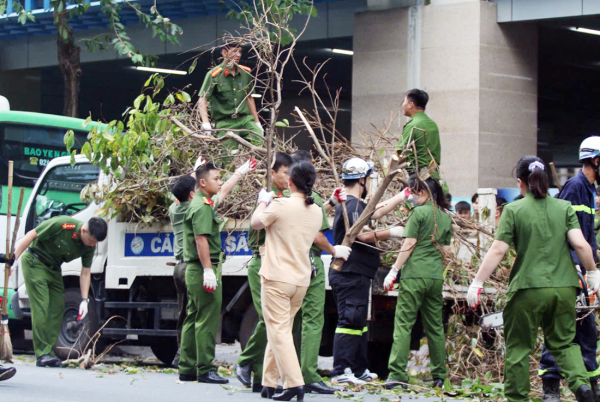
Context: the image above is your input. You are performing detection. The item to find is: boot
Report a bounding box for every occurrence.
[542,377,562,402]
[591,379,600,402]
[576,385,594,402]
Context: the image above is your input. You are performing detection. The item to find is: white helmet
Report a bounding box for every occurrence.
[579,136,600,162]
[341,157,374,179]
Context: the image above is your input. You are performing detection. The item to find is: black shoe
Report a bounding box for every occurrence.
[273,386,305,401]
[591,379,600,402]
[197,370,229,384]
[235,364,252,387]
[36,354,61,368]
[577,385,595,402]
[0,365,16,381]
[171,350,180,368]
[179,373,197,382]
[305,381,337,394]
[432,378,444,389]
[542,377,562,402]
[384,378,408,390]
[261,387,276,399]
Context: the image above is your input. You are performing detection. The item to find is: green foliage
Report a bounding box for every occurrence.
[1,0,182,66]
[226,0,316,46]
[69,74,196,221]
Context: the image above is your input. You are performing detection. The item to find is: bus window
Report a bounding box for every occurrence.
[0,123,90,214]
[27,163,99,230]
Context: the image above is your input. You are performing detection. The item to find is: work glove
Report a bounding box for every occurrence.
[399,187,410,201]
[78,300,89,321]
[383,267,399,291]
[586,269,600,294]
[203,268,217,293]
[258,189,274,206]
[467,279,484,308]
[235,159,258,176]
[333,245,352,261]
[388,227,405,238]
[0,253,14,266]
[329,187,347,206]
[201,122,212,132]
[194,155,206,171]
[256,122,264,136]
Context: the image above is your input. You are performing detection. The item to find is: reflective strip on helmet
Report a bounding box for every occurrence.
[572,205,594,215]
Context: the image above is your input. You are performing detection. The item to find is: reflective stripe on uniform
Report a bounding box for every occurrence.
[335,326,368,336]
[538,369,551,376]
[572,205,595,215]
[589,367,600,378]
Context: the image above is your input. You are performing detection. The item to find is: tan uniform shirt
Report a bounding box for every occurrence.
[258,192,323,287]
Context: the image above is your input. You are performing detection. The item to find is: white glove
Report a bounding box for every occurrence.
[399,188,410,201]
[388,227,405,238]
[201,122,212,132]
[467,279,484,308]
[329,187,347,206]
[78,300,89,321]
[383,267,399,291]
[586,269,600,294]
[194,155,206,171]
[235,159,257,176]
[256,122,264,136]
[258,189,274,205]
[203,268,217,293]
[333,245,352,261]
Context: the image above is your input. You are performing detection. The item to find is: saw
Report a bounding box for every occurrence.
[479,272,597,330]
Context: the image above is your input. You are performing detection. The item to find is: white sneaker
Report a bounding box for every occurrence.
[331,368,367,386]
[356,369,379,382]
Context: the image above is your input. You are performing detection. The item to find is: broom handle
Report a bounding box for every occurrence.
[9,188,25,258]
[2,162,13,315]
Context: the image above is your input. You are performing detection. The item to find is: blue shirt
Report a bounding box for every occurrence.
[558,170,598,270]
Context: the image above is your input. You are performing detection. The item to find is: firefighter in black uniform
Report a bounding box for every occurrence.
[539,136,600,402]
[329,158,406,385]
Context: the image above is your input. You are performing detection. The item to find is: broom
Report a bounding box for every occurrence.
[0,162,25,361]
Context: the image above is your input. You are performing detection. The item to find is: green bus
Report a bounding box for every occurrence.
[0,110,95,252]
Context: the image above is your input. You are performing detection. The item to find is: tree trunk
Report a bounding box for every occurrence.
[57,13,81,117]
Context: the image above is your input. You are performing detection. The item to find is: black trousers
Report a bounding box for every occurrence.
[329,270,371,377]
[173,261,188,345]
[539,309,599,380]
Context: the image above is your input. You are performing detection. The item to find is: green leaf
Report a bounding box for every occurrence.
[275,121,287,127]
[144,73,157,87]
[443,379,453,392]
[282,118,289,126]
[188,58,198,74]
[133,94,145,109]
[64,130,75,151]
[176,91,191,103]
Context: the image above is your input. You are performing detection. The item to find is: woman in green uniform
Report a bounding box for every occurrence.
[467,155,600,402]
[383,176,453,389]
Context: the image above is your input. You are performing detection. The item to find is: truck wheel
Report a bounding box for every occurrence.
[150,339,178,366]
[54,288,101,361]
[239,304,258,350]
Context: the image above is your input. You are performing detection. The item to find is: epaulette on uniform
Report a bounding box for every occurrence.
[239,65,251,72]
[210,67,223,78]
[203,197,215,207]
[62,223,76,230]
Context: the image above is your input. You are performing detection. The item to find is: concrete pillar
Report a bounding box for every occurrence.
[352,1,538,197]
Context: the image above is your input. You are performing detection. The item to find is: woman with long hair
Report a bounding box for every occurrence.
[467,155,600,402]
[383,176,453,390]
[250,161,325,401]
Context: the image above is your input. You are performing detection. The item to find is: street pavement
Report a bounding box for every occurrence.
[1,344,446,402]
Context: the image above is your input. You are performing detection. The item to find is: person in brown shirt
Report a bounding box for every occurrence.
[250,161,324,401]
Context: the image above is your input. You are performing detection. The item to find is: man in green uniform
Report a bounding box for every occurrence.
[13,216,107,367]
[235,152,293,392]
[383,177,452,389]
[0,254,16,381]
[467,155,600,402]
[168,174,197,368]
[396,89,441,176]
[179,157,255,383]
[197,42,263,150]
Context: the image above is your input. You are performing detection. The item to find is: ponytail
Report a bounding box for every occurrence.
[516,156,548,199]
[289,161,317,206]
[408,176,450,210]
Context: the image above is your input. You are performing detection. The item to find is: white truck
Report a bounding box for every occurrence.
[5,154,481,374]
